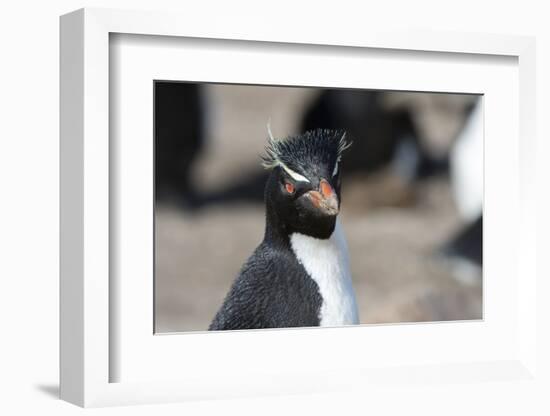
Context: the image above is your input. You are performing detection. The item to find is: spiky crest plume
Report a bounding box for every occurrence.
[261,129,351,178]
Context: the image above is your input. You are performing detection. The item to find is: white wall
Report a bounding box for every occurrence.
[1,1,548,415]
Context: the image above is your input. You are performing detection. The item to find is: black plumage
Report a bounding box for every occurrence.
[209,243,323,330]
[209,129,349,330]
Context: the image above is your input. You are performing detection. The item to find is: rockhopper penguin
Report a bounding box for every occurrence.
[209,129,359,330]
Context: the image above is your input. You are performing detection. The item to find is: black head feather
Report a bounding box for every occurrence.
[261,129,351,180]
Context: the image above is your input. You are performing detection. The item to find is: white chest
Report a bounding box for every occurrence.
[290,220,359,326]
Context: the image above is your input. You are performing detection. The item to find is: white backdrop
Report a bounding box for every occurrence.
[1,1,549,415]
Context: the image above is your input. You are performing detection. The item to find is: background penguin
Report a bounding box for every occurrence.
[209,129,359,330]
[440,99,483,283]
[154,81,204,208]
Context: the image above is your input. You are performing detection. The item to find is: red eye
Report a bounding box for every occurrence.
[285,182,295,194]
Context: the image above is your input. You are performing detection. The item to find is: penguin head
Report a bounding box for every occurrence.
[262,129,351,240]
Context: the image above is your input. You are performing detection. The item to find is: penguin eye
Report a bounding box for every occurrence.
[284,182,295,194]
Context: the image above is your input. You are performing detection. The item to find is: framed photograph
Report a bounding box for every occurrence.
[60,8,537,407]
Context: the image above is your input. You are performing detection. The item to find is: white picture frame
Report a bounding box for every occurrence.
[60,7,537,408]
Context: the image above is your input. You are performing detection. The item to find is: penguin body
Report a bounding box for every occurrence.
[209,129,359,331]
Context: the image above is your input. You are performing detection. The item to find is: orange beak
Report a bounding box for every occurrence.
[305,179,339,216]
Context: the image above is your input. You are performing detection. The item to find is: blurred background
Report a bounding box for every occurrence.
[154,82,483,333]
